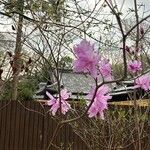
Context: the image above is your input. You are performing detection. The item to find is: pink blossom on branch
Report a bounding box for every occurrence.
[127,60,141,73]
[73,39,100,78]
[86,85,112,119]
[46,89,71,116]
[134,74,150,91]
[99,58,112,79]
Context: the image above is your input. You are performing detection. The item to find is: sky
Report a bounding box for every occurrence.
[0,0,150,55]
[0,0,150,31]
[117,0,150,17]
[0,0,150,74]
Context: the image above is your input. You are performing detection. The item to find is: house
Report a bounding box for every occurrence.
[34,69,144,101]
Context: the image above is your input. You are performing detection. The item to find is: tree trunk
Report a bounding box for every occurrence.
[11,0,24,100]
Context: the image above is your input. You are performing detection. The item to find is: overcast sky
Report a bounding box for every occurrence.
[0,0,150,32]
[117,0,150,16]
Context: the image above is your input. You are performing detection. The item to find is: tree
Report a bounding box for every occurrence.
[0,0,66,100]
[11,0,24,100]
[0,0,150,149]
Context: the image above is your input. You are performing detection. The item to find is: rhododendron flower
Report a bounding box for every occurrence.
[127,60,141,73]
[46,89,71,115]
[73,39,100,78]
[135,74,150,91]
[99,58,111,79]
[86,85,112,119]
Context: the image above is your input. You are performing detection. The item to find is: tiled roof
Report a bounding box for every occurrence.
[60,72,95,94]
[35,70,116,99]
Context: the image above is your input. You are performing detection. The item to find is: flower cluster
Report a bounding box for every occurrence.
[46,89,71,116]
[86,85,112,119]
[46,39,112,119]
[127,60,141,74]
[126,40,150,91]
[46,39,149,119]
[135,74,150,91]
[73,40,112,79]
[73,40,100,78]
[73,39,112,119]
[99,58,112,79]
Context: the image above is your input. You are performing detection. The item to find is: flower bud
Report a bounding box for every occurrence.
[140,26,144,35]
[7,51,12,57]
[136,47,139,52]
[21,64,25,72]
[0,68,3,74]
[9,60,13,66]
[125,46,130,52]
[27,57,32,64]
[25,67,29,72]
[0,68,3,79]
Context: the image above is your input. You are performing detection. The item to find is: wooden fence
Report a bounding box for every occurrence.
[0,101,89,150]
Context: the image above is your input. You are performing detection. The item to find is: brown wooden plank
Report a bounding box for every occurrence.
[55,120,59,149]
[60,123,65,149]
[4,101,11,150]
[18,101,26,150]
[41,104,47,150]
[65,124,69,150]
[0,101,2,148]
[26,101,35,150]
[72,128,76,150]
[22,101,30,150]
[45,114,50,150]
[0,101,7,150]
[36,103,44,150]
[39,110,45,150]
[32,102,39,150]
[12,101,21,150]
[31,101,42,150]
[10,101,18,150]
[28,101,37,150]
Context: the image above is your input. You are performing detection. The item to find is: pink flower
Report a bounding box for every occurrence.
[86,85,112,119]
[99,58,111,79]
[46,89,71,116]
[73,40,100,78]
[127,60,141,73]
[135,74,150,91]
[60,89,70,100]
